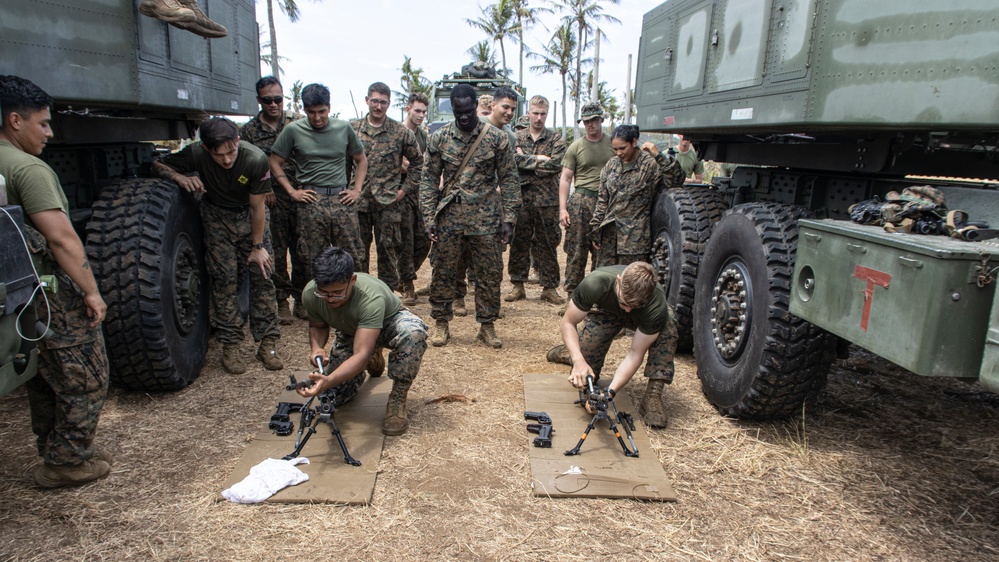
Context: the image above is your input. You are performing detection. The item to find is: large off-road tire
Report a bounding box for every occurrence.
[692,203,833,419]
[650,187,728,352]
[86,179,209,391]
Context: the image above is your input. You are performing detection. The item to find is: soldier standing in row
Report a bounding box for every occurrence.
[152,117,283,374]
[675,134,705,183]
[420,84,520,349]
[240,76,306,324]
[399,93,431,305]
[0,75,111,487]
[269,84,367,278]
[506,95,566,305]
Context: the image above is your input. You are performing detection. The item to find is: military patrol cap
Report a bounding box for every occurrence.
[578,102,606,123]
[515,115,530,129]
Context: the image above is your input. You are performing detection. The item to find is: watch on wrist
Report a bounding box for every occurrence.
[252,242,265,250]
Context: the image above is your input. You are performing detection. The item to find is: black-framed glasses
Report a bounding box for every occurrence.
[259,96,283,105]
[368,99,390,107]
[314,286,349,301]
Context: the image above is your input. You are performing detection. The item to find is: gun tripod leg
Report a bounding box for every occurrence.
[283,424,318,460]
[329,419,362,466]
[564,420,597,456]
[607,418,639,458]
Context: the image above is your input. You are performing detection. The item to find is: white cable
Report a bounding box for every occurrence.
[0,205,52,342]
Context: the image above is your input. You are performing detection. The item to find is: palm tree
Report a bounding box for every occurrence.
[557,0,621,133]
[528,23,579,139]
[467,40,498,67]
[584,72,620,128]
[265,0,325,79]
[510,0,553,88]
[465,0,521,79]
[394,55,433,110]
[288,80,304,117]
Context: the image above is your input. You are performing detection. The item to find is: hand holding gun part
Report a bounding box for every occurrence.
[565,375,639,457]
[282,354,361,466]
[526,422,554,448]
[286,375,315,391]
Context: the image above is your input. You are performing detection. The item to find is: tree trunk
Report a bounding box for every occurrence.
[268,0,279,78]
[561,72,568,140]
[573,20,584,139]
[517,26,525,88]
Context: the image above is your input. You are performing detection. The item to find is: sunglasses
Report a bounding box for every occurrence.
[259,96,283,106]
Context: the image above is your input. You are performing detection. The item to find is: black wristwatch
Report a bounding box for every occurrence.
[252,242,265,250]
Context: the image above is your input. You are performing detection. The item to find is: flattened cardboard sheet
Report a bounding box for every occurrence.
[221,377,390,504]
[524,373,677,501]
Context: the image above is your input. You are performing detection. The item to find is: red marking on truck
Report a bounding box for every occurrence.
[663,116,675,125]
[853,266,891,332]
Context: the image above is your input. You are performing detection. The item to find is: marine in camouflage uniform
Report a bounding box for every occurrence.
[240,93,308,319]
[590,149,663,267]
[351,110,424,292]
[1,74,110,486]
[399,119,430,297]
[420,87,520,348]
[509,102,566,301]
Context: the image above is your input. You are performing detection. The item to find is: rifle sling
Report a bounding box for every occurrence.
[440,123,491,202]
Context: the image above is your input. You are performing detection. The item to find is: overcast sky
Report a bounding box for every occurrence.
[255,0,651,128]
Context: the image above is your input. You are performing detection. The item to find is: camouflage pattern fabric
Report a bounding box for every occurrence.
[200,202,280,344]
[563,192,597,291]
[239,113,298,176]
[358,202,403,290]
[324,309,428,390]
[296,194,365,277]
[28,323,109,466]
[398,196,430,283]
[656,152,687,190]
[429,228,502,322]
[592,222,647,267]
[510,126,566,287]
[576,308,678,383]
[590,151,662,260]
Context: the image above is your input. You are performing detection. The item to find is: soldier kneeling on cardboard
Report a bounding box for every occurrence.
[296,247,428,435]
[547,262,678,427]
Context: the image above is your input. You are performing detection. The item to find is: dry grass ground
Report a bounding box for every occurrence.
[2,257,999,561]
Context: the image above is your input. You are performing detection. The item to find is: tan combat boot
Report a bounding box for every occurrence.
[34,458,111,488]
[453,297,467,317]
[546,344,571,366]
[431,320,450,347]
[293,299,309,320]
[540,287,565,305]
[172,0,228,38]
[256,336,283,370]
[638,379,669,428]
[383,380,412,436]
[401,281,418,306]
[222,344,247,374]
[504,282,526,302]
[367,347,385,377]
[476,322,502,348]
[139,0,195,23]
[416,284,430,296]
[278,299,294,325]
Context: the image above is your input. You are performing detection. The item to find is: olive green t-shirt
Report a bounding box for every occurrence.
[271,118,364,188]
[0,140,69,218]
[563,133,615,191]
[302,274,402,336]
[159,140,271,207]
[675,147,704,178]
[571,266,670,334]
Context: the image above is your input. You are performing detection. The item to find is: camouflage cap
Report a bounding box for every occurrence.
[577,102,605,123]
[515,115,530,129]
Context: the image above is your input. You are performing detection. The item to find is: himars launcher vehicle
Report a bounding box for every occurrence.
[636,0,999,418]
[0,0,260,395]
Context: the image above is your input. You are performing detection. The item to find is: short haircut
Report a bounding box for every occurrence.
[407,92,429,107]
[199,117,240,150]
[477,94,493,112]
[619,262,658,307]
[451,84,476,106]
[313,246,355,286]
[611,124,640,144]
[301,83,330,108]
[529,95,549,109]
[255,75,282,95]
[367,82,391,98]
[0,75,54,127]
[493,86,518,104]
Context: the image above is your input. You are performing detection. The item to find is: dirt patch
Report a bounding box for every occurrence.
[2,263,998,561]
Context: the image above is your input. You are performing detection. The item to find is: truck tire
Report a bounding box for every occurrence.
[86,178,209,391]
[692,203,833,419]
[650,187,727,352]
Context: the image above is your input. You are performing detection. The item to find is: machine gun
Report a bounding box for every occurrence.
[281,356,361,466]
[564,375,639,458]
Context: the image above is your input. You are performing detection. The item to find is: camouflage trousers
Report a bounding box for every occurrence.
[564,192,597,291]
[270,190,308,303]
[28,334,109,466]
[577,308,678,383]
[398,196,431,283]
[593,225,648,268]
[296,194,364,275]
[327,309,428,392]
[509,204,561,288]
[358,199,403,291]
[429,224,502,323]
[201,202,280,344]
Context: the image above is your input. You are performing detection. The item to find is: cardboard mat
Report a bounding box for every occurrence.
[523,373,677,501]
[220,377,390,504]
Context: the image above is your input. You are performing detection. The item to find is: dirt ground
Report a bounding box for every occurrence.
[2,261,999,562]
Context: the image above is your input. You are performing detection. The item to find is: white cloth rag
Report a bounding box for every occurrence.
[222,457,310,504]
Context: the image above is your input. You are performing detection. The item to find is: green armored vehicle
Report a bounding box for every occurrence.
[0,0,260,394]
[428,63,525,133]
[637,0,999,418]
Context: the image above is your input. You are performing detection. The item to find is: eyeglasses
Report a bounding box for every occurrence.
[368,99,390,107]
[314,286,350,301]
[259,96,283,106]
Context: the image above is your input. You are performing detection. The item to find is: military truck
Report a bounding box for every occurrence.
[0,0,260,394]
[428,63,526,133]
[636,0,999,418]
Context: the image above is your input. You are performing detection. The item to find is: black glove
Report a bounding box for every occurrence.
[425,225,438,242]
[501,222,515,245]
